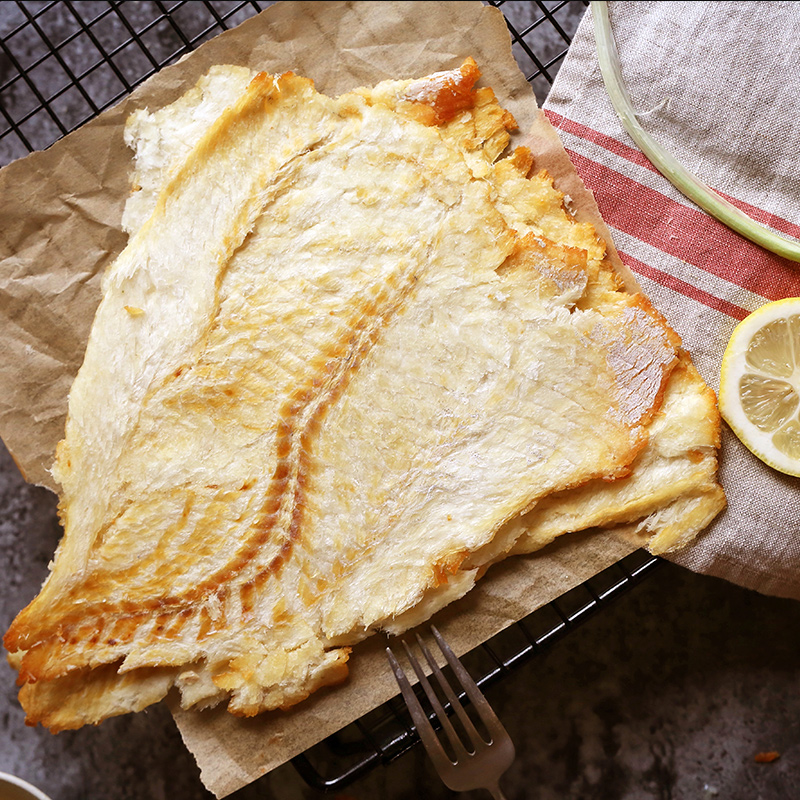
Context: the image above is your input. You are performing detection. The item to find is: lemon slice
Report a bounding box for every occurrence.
[719,298,800,476]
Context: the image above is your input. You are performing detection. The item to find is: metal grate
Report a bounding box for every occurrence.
[0,1,661,793]
[489,0,588,101]
[0,1,588,166]
[291,549,660,791]
[0,1,272,165]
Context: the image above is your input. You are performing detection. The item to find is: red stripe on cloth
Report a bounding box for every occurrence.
[618,250,750,321]
[544,109,800,240]
[564,149,800,301]
[545,109,655,171]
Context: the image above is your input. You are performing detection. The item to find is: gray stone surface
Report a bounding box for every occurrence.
[1,2,799,799]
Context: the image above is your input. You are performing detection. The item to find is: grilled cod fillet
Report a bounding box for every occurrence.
[4,61,724,731]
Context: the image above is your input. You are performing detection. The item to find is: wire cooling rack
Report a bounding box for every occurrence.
[292,549,659,791]
[0,0,589,165]
[0,1,664,793]
[0,0,269,164]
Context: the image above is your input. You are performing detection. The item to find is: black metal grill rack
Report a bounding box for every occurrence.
[0,1,664,793]
[0,0,590,165]
[291,548,659,791]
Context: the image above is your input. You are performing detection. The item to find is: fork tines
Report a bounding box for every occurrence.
[386,626,515,798]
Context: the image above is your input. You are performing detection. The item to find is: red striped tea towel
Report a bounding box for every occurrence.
[544,1,800,599]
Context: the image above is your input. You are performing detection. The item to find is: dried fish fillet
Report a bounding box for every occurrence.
[4,61,723,731]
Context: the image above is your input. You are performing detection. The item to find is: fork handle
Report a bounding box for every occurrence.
[487,781,509,800]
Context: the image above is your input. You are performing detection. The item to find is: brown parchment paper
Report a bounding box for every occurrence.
[0,1,651,796]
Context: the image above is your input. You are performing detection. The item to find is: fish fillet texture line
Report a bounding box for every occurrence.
[4,60,724,732]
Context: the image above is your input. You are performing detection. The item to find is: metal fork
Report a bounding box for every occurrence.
[386,626,516,799]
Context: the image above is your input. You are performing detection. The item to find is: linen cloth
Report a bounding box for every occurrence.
[544,1,800,599]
